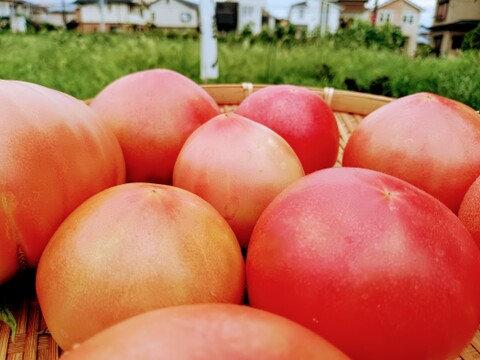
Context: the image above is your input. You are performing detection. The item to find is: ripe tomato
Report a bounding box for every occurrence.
[173,113,304,248]
[59,304,349,359]
[90,69,220,184]
[0,80,125,285]
[36,183,245,350]
[246,167,480,360]
[236,85,339,173]
[343,92,480,213]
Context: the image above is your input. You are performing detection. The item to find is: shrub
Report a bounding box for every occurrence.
[328,20,405,51]
[461,23,480,51]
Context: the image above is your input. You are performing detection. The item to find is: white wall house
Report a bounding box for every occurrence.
[146,0,198,29]
[0,0,30,32]
[289,0,341,34]
[75,0,147,31]
[216,0,267,34]
[43,3,77,27]
[0,0,12,18]
[45,9,77,27]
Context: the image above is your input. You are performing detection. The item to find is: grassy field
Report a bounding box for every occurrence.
[0,31,479,110]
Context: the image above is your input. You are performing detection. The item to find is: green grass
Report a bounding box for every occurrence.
[0,31,479,110]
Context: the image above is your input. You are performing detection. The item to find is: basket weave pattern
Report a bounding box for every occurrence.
[0,84,479,359]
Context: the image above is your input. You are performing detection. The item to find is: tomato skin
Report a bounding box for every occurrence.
[459,175,480,247]
[173,113,304,248]
[59,303,350,360]
[235,85,339,173]
[36,183,245,351]
[0,80,125,285]
[90,69,220,184]
[246,167,480,360]
[342,92,480,213]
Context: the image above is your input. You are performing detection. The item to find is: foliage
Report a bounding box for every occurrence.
[461,23,480,51]
[0,32,478,110]
[327,20,406,51]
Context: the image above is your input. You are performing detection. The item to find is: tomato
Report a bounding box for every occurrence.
[36,183,245,350]
[342,92,480,213]
[59,303,350,359]
[459,175,480,247]
[90,69,220,184]
[235,85,339,173]
[0,80,125,285]
[173,113,304,248]
[246,167,480,360]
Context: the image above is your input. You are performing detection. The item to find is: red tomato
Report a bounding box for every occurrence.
[0,80,125,285]
[342,92,480,213]
[246,167,480,360]
[59,304,350,360]
[235,85,339,173]
[173,113,305,248]
[459,175,480,246]
[36,183,245,350]
[90,69,220,184]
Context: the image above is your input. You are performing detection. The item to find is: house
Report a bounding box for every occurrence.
[215,0,267,34]
[0,0,12,19]
[45,4,77,28]
[373,0,423,56]
[74,0,147,32]
[430,0,480,56]
[146,0,198,29]
[288,0,341,34]
[27,3,49,24]
[0,0,32,31]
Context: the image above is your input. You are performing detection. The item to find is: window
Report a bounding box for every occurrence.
[241,5,254,17]
[180,12,192,23]
[299,7,304,19]
[378,11,392,24]
[436,2,448,21]
[402,13,414,24]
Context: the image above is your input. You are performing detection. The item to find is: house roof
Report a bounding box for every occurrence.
[48,3,77,13]
[291,1,307,7]
[147,0,197,9]
[74,0,139,5]
[430,19,480,32]
[176,0,197,9]
[377,0,423,12]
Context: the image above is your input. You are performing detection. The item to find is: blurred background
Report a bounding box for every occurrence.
[0,0,478,108]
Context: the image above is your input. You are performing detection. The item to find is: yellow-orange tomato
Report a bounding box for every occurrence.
[60,304,350,360]
[36,183,245,351]
[0,80,125,285]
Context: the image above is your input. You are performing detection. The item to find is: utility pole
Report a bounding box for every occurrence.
[99,0,106,32]
[318,0,328,36]
[61,0,67,27]
[199,0,219,81]
[372,0,378,25]
[9,0,15,32]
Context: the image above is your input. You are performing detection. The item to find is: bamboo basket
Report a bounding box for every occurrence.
[0,84,479,360]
